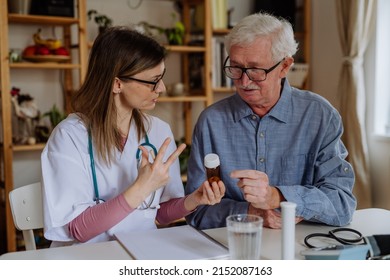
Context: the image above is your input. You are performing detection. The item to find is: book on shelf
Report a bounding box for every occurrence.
[211,0,228,29]
[189,52,205,90]
[212,36,232,89]
[211,37,221,88]
[115,225,229,260]
[192,1,205,31]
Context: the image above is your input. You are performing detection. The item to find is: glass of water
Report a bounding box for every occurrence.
[226,214,263,260]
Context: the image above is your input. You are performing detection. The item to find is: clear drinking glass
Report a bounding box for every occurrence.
[226,214,263,260]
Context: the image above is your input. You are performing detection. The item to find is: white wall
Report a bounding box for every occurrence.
[365,1,390,209]
[310,1,390,210]
[310,0,342,108]
[10,1,390,210]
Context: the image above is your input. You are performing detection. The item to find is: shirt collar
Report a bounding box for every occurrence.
[231,79,292,124]
[231,94,255,122]
[267,79,292,124]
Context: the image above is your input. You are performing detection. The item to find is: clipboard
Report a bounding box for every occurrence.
[115,225,229,260]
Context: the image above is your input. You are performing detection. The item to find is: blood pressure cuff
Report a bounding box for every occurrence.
[364,235,390,259]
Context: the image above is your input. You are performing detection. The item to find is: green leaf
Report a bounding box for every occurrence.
[43,104,66,129]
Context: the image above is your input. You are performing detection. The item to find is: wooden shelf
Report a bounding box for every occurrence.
[10,62,81,69]
[153,0,212,144]
[87,43,207,52]
[165,45,206,52]
[1,0,88,253]
[12,144,46,152]
[8,14,79,25]
[213,87,236,93]
[213,28,230,35]
[158,95,208,102]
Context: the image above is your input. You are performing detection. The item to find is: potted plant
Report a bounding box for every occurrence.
[87,9,113,33]
[42,104,67,131]
[34,104,66,143]
[175,137,191,174]
[165,20,185,45]
[137,13,185,45]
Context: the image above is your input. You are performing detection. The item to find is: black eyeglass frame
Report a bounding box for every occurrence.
[223,56,285,82]
[118,68,166,91]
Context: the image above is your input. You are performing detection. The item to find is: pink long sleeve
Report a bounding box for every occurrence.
[69,194,194,243]
[68,194,134,242]
[156,195,194,225]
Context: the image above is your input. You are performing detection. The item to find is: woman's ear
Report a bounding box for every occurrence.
[279,57,294,78]
[113,78,122,94]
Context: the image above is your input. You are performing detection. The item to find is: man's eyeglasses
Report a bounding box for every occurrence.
[223,56,284,82]
[119,69,166,91]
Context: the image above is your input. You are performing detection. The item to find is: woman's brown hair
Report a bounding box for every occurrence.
[71,26,166,164]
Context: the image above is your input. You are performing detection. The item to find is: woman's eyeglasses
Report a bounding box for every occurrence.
[119,69,166,91]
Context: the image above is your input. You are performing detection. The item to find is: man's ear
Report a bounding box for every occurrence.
[279,57,294,78]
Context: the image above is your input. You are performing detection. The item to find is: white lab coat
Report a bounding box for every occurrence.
[41,113,184,246]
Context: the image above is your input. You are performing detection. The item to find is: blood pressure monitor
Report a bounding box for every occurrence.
[301,244,370,260]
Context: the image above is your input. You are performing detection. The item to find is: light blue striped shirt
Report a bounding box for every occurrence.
[185,80,356,229]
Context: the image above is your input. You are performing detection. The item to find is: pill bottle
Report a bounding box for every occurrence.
[204,153,221,183]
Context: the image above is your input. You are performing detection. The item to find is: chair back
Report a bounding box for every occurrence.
[9,182,44,250]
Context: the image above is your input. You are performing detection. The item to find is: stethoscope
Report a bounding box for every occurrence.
[304,228,365,248]
[88,130,159,209]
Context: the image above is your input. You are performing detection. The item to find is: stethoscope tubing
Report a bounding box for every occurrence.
[88,130,158,208]
[304,228,364,248]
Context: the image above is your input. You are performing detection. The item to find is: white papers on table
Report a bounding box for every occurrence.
[115,225,229,260]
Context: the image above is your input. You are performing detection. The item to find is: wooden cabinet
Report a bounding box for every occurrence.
[0,0,87,252]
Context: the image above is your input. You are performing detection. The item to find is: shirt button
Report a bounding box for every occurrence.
[260,132,265,138]
[251,115,257,120]
[259,158,265,163]
[344,167,349,172]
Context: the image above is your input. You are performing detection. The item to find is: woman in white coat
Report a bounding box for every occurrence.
[41,27,225,246]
